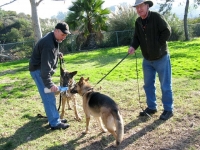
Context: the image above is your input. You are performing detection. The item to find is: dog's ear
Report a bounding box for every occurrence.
[85,77,89,81]
[78,77,84,85]
[80,77,84,82]
[60,67,65,76]
[71,71,77,77]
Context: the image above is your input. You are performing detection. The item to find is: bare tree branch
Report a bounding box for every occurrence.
[52,0,65,3]
[36,0,43,7]
[0,0,17,8]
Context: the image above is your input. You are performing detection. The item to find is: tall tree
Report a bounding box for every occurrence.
[0,0,43,42]
[158,0,200,41]
[65,0,110,49]
[30,0,43,42]
[1,0,65,43]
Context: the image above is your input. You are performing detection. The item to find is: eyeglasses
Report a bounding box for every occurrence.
[135,3,147,9]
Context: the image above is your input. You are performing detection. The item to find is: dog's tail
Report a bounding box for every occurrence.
[112,109,124,146]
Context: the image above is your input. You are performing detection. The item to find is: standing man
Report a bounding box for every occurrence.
[128,0,174,120]
[29,22,71,129]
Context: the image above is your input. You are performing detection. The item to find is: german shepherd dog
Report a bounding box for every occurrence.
[71,77,124,146]
[59,67,81,121]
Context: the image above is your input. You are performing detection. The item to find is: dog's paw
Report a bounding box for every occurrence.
[101,128,107,133]
[112,144,117,147]
[82,130,89,134]
[74,117,82,122]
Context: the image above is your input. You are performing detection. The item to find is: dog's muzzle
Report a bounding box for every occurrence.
[70,89,77,94]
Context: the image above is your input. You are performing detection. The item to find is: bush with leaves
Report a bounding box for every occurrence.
[164,13,184,41]
[65,0,110,50]
[107,4,138,46]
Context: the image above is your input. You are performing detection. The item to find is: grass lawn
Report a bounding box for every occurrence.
[0,38,200,150]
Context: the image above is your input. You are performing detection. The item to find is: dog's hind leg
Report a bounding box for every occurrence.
[102,114,119,147]
[96,117,107,133]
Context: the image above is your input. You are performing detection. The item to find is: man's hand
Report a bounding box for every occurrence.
[128,47,135,55]
[50,85,59,92]
[58,52,63,59]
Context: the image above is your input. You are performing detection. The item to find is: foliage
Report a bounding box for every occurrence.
[0,10,33,43]
[158,0,200,40]
[158,0,200,14]
[65,0,110,49]
[188,17,200,37]
[108,4,137,31]
[164,13,184,41]
[107,4,138,47]
[40,18,60,36]
[66,0,110,33]
[0,5,200,59]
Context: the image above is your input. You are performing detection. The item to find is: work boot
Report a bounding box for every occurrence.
[159,111,173,120]
[139,107,157,116]
[50,122,70,130]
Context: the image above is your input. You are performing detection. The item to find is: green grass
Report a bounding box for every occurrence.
[0,38,200,150]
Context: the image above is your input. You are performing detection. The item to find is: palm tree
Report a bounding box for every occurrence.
[65,0,110,49]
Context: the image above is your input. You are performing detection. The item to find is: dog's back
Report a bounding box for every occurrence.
[88,92,117,110]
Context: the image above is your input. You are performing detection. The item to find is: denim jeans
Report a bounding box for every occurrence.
[30,70,61,127]
[142,54,174,111]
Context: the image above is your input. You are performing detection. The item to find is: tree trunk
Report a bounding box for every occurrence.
[184,0,190,41]
[30,0,42,43]
[87,33,97,49]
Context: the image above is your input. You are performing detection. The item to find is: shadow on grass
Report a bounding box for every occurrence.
[63,49,143,68]
[164,128,200,150]
[45,117,164,150]
[0,66,28,76]
[103,118,165,150]
[0,115,51,150]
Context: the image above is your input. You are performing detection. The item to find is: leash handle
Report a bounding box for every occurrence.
[94,53,129,87]
[59,57,64,70]
[134,52,151,118]
[58,57,64,111]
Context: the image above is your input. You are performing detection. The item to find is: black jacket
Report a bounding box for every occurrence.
[29,32,59,88]
[131,11,171,60]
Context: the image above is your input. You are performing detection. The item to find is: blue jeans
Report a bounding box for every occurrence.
[30,70,61,127]
[142,54,174,111]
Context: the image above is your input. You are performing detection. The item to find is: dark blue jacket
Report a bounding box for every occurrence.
[29,32,59,88]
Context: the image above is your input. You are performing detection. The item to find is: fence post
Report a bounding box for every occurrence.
[115,31,119,46]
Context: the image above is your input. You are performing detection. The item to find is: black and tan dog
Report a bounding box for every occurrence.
[59,68,81,121]
[71,77,124,147]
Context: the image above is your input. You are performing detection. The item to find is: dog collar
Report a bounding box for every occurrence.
[82,88,93,96]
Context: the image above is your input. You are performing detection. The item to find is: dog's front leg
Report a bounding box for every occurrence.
[84,115,90,134]
[83,104,90,134]
[72,97,81,121]
[60,96,67,119]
